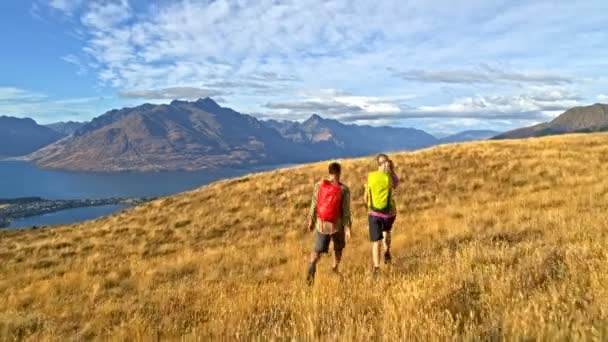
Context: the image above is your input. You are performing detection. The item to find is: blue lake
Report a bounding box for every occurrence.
[8,204,129,228]
[0,161,289,228]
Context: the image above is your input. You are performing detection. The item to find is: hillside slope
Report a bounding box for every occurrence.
[495,103,608,139]
[2,133,608,339]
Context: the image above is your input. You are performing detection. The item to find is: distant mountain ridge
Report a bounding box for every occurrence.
[0,116,64,158]
[45,121,87,136]
[439,130,501,144]
[494,103,608,139]
[264,114,438,158]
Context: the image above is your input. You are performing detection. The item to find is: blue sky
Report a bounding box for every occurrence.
[0,0,607,134]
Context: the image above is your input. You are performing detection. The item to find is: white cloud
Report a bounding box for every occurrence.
[0,87,47,101]
[61,54,87,75]
[263,92,418,121]
[297,89,351,99]
[48,0,84,15]
[0,87,128,124]
[395,64,572,85]
[278,87,420,113]
[597,94,608,102]
[35,0,608,132]
[415,93,575,120]
[337,96,406,114]
[119,87,224,100]
[264,87,580,126]
[72,1,603,93]
[81,0,131,30]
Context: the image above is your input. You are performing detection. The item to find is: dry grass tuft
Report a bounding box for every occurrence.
[1,133,608,340]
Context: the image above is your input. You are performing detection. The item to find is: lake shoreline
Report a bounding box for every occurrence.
[0,161,293,228]
[0,197,150,228]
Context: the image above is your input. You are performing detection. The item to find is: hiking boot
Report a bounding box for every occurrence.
[331,265,344,278]
[372,266,380,279]
[306,263,316,286]
[384,251,392,264]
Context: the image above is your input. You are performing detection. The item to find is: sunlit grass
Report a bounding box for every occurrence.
[1,133,608,339]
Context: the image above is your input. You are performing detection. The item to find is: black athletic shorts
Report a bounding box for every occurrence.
[368,215,396,241]
[314,230,346,254]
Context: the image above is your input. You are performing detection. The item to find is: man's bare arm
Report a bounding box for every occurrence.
[342,187,352,240]
[307,183,319,231]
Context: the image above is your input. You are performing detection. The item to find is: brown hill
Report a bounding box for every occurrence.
[1,133,607,339]
[494,103,608,139]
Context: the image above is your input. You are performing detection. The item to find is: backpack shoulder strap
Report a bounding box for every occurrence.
[367,172,374,209]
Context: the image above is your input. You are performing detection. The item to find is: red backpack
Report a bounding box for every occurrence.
[316,180,342,223]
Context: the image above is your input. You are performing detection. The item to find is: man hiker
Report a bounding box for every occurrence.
[364,154,399,277]
[306,162,352,285]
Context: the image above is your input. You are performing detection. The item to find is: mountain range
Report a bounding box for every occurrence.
[438,130,500,144]
[4,99,607,171]
[0,116,64,158]
[495,103,608,139]
[24,98,448,171]
[263,114,438,158]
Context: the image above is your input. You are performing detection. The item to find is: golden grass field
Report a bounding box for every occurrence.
[1,133,608,340]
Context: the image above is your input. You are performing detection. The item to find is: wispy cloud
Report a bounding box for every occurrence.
[0,87,47,101]
[34,0,608,133]
[119,87,224,100]
[48,0,84,15]
[394,64,572,85]
[262,90,416,122]
[264,88,579,127]
[264,101,363,116]
[0,87,127,124]
[61,54,87,75]
[412,92,577,120]
[81,0,131,30]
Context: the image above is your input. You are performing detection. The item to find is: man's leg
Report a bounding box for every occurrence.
[308,232,329,285]
[310,251,321,266]
[331,230,346,272]
[369,215,383,276]
[383,216,396,264]
[308,251,321,284]
[383,231,392,263]
[332,250,342,272]
[372,241,382,268]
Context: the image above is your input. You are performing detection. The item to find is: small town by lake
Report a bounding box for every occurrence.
[0,161,290,228]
